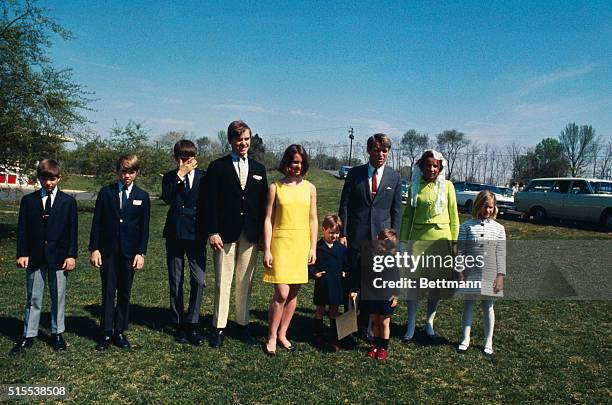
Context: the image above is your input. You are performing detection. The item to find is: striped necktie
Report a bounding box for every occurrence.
[238,157,247,190]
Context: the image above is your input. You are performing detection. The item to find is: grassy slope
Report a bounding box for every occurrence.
[0,169,610,403]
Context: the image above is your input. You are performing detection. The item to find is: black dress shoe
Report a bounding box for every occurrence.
[240,326,258,346]
[113,332,131,349]
[209,328,225,348]
[9,337,34,356]
[95,335,112,351]
[186,326,204,346]
[52,333,67,351]
[174,325,188,344]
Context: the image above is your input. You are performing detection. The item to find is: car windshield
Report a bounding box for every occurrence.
[589,181,612,195]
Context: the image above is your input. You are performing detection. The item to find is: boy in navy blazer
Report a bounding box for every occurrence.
[11,159,78,355]
[161,140,206,345]
[89,154,150,351]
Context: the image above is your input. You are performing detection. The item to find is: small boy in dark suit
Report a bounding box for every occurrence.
[309,214,348,352]
[11,159,78,355]
[89,154,150,351]
[161,140,206,345]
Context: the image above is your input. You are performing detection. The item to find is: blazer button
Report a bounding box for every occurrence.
[120,219,123,223]
[44,241,48,244]
[240,212,244,216]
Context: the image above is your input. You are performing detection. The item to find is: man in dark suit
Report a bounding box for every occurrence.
[199,120,268,348]
[161,140,206,345]
[338,133,402,337]
[89,154,150,351]
[11,159,78,355]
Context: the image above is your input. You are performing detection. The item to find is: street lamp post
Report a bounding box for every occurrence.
[348,127,354,166]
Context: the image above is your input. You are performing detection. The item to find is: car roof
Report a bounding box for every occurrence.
[529,177,610,182]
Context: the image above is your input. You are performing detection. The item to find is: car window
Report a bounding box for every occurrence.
[454,182,465,191]
[525,180,555,192]
[570,180,590,195]
[589,181,612,195]
[551,180,571,194]
[465,183,483,191]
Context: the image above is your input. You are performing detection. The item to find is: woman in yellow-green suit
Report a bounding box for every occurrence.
[400,150,459,341]
[262,145,318,355]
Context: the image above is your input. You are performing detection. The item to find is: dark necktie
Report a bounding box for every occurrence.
[43,192,51,221]
[121,188,128,211]
[184,175,190,193]
[371,168,378,199]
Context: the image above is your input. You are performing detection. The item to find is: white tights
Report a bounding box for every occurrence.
[460,300,495,352]
[404,298,439,339]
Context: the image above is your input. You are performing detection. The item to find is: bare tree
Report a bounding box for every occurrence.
[401,129,429,169]
[559,123,597,176]
[436,130,468,180]
[599,137,612,179]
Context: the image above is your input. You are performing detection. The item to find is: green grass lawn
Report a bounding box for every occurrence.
[0,169,610,403]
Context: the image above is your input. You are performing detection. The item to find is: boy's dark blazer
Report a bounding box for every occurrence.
[199,154,268,244]
[16,189,78,270]
[161,168,205,240]
[89,183,150,258]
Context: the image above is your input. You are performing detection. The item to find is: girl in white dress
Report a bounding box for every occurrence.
[455,190,506,357]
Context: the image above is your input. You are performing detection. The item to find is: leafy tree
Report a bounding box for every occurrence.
[250,133,266,163]
[156,130,189,151]
[516,138,569,180]
[559,122,596,176]
[217,130,230,154]
[0,0,92,173]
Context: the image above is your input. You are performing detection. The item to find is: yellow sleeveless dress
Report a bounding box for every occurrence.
[263,180,312,284]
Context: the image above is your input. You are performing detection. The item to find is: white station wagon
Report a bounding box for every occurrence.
[515,177,612,231]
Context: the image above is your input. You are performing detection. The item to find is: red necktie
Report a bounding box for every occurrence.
[371,168,378,199]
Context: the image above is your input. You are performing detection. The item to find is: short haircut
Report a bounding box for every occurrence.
[366,133,392,151]
[116,154,140,173]
[37,159,61,178]
[227,120,251,142]
[473,190,498,219]
[173,139,197,159]
[277,144,310,176]
[322,214,342,231]
[377,228,398,242]
[417,150,443,172]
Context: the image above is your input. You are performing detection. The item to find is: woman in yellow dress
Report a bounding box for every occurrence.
[263,144,318,354]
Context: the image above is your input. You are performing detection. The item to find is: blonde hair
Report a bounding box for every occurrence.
[472,190,498,219]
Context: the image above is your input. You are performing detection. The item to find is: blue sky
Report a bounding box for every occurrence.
[44,0,611,147]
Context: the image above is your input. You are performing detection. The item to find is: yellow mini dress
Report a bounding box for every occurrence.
[263,180,311,284]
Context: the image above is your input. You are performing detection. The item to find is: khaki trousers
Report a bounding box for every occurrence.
[212,232,258,328]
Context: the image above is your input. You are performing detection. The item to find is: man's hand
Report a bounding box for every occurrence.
[90,250,102,268]
[132,254,145,271]
[16,257,29,268]
[339,236,347,246]
[177,157,198,178]
[208,234,224,251]
[493,274,504,293]
[315,271,326,279]
[62,258,76,271]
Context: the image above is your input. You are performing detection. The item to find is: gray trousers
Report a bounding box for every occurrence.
[166,238,206,325]
[23,267,67,337]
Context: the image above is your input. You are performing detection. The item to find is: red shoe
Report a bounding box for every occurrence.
[376,348,388,360]
[366,346,378,358]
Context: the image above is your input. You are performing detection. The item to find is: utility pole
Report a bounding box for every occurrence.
[348,127,354,166]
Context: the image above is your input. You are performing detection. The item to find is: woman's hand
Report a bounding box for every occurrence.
[308,249,316,265]
[389,295,398,308]
[493,274,504,293]
[263,250,273,269]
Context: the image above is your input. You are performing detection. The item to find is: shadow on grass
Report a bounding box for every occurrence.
[0,313,100,346]
[0,223,17,240]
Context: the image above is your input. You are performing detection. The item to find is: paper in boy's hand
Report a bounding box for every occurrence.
[336,297,357,340]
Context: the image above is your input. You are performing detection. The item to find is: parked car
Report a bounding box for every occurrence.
[401,179,408,203]
[453,181,515,214]
[338,166,352,179]
[515,177,612,230]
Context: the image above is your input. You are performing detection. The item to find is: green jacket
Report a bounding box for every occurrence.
[400,179,459,240]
